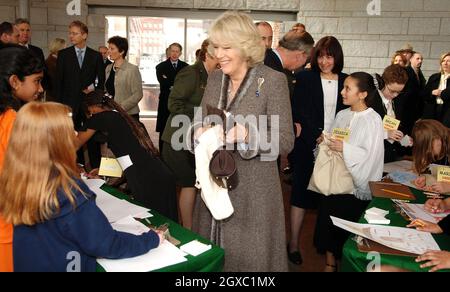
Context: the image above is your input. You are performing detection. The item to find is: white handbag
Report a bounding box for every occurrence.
[308,136,354,196]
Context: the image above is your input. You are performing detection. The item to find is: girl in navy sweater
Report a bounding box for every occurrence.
[0,102,164,272]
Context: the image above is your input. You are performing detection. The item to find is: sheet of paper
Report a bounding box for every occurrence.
[331,216,440,255]
[383,160,413,174]
[89,186,150,223]
[180,240,212,257]
[112,216,150,236]
[97,240,188,272]
[83,178,106,190]
[366,207,389,217]
[395,202,450,224]
[386,171,418,189]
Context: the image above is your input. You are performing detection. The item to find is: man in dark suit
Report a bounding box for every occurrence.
[56,21,105,169]
[398,52,426,135]
[156,43,188,153]
[264,31,314,96]
[264,30,315,175]
[98,45,112,70]
[15,19,45,65]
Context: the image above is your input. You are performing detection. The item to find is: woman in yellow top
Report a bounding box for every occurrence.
[0,46,44,272]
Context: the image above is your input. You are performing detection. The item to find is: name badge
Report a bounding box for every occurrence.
[117,155,133,171]
[383,115,401,131]
[332,128,350,142]
[99,158,123,178]
[437,166,450,183]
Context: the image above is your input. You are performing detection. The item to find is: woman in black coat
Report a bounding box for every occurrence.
[423,52,450,127]
[288,36,348,267]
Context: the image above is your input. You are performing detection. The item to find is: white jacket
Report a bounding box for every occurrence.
[194,126,234,220]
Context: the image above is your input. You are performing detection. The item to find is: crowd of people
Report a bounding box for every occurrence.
[0,11,449,272]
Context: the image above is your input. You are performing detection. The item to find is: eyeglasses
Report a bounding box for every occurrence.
[385,84,404,96]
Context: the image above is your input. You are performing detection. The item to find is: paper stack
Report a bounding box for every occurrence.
[180,240,212,257]
[364,207,390,225]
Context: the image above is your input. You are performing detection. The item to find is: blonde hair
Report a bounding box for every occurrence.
[0,102,83,226]
[440,52,450,74]
[208,11,265,68]
[48,38,66,55]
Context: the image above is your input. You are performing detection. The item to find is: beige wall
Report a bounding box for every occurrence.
[3,0,450,77]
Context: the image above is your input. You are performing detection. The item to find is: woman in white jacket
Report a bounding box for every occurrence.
[314,72,385,272]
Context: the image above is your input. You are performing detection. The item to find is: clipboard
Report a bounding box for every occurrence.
[357,238,417,257]
[369,181,416,200]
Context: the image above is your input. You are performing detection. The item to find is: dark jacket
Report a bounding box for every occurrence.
[397,66,426,134]
[264,49,296,98]
[423,73,450,127]
[13,179,160,272]
[45,54,58,102]
[372,90,406,163]
[161,61,209,144]
[28,44,45,65]
[264,49,283,73]
[155,59,188,132]
[293,70,348,148]
[439,215,450,236]
[56,46,105,128]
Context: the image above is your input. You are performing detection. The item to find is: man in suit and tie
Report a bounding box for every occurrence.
[15,19,45,66]
[56,20,105,169]
[156,43,188,153]
[15,19,48,91]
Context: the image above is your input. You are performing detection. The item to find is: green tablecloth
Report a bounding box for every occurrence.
[97,185,225,272]
[341,187,450,272]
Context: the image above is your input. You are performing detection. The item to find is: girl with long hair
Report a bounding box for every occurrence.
[77,90,178,221]
[314,72,384,271]
[0,46,44,272]
[0,102,164,272]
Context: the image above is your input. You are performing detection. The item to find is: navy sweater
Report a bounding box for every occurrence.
[13,180,160,272]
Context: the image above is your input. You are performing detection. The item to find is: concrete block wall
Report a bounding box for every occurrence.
[297,0,450,78]
[1,0,450,78]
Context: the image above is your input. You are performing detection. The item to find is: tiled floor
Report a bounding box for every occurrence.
[142,117,326,272]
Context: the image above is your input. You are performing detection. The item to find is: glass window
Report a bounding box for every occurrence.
[105,16,282,117]
[128,17,185,85]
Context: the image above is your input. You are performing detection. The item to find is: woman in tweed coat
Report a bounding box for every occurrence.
[192,11,295,272]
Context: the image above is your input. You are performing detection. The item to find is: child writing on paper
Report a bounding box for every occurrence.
[76,90,178,221]
[407,120,450,272]
[0,102,165,272]
[411,119,450,193]
[408,197,450,272]
[0,46,45,272]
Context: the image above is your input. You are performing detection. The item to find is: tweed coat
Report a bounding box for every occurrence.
[192,63,294,272]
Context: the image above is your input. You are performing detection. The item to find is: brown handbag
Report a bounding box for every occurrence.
[209,147,239,191]
[207,104,239,191]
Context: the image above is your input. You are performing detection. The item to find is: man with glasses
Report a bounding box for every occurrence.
[56,21,105,169]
